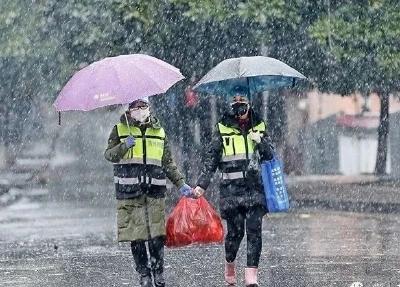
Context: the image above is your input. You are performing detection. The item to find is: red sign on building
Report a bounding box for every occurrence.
[184,86,198,108]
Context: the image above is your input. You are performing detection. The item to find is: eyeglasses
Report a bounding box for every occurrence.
[232,95,248,102]
[129,104,149,111]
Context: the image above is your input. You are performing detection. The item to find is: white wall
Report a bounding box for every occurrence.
[339,136,361,175]
[339,135,391,175]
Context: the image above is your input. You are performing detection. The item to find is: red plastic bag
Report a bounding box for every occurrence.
[166,197,224,247]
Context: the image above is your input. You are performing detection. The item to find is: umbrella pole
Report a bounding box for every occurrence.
[246,78,255,132]
[124,112,133,135]
[124,112,133,157]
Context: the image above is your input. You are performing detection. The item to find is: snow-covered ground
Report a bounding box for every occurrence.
[1,195,399,287]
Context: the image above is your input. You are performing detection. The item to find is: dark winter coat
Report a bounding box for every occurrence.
[105,113,184,242]
[196,111,273,218]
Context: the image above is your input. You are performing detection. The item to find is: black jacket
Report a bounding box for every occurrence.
[196,110,273,216]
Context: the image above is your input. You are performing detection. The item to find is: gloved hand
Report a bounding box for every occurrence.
[249,131,263,144]
[193,186,205,198]
[179,184,192,197]
[125,135,136,148]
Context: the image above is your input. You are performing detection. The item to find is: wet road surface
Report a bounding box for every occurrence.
[0,198,399,287]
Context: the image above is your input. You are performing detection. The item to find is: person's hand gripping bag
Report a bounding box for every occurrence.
[166,197,224,247]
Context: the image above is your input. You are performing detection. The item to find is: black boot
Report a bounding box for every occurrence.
[148,237,166,287]
[131,241,154,287]
[139,271,153,287]
[153,268,165,287]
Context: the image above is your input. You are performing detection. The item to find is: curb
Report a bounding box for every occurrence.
[292,198,400,214]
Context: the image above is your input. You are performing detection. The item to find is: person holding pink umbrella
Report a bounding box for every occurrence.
[54,54,192,287]
[104,97,192,287]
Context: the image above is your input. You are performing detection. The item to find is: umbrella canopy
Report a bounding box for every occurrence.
[54,54,184,111]
[193,56,306,97]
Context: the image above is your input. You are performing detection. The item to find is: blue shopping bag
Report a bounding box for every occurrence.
[261,156,289,212]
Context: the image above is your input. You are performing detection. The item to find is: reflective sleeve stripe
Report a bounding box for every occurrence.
[150,178,167,186]
[114,177,140,185]
[221,153,253,162]
[115,158,143,165]
[222,171,245,180]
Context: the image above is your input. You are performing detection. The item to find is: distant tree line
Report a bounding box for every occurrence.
[0,0,399,174]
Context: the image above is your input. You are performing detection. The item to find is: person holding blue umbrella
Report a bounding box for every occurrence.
[193,87,274,287]
[192,56,306,286]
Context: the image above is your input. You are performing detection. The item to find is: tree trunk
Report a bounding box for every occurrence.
[3,104,16,167]
[267,90,287,153]
[375,92,389,175]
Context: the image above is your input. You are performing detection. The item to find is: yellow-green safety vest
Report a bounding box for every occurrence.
[218,121,266,180]
[113,123,167,191]
[116,123,165,166]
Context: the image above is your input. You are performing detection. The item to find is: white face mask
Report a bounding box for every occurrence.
[130,107,150,123]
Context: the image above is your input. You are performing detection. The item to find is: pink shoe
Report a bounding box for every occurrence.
[224,261,236,285]
[245,267,258,287]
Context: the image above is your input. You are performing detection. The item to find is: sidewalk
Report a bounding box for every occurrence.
[0,140,79,206]
[288,175,400,213]
[2,154,400,214]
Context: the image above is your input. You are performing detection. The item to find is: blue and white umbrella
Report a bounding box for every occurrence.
[193,56,306,97]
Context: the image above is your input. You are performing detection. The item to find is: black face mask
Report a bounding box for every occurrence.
[231,102,249,117]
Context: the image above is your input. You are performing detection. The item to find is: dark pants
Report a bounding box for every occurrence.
[225,205,264,267]
[131,236,165,275]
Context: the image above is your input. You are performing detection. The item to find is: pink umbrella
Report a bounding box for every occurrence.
[54,54,184,111]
